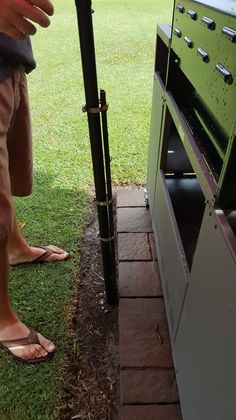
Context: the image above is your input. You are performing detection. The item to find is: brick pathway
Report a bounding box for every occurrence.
[117,188,182,420]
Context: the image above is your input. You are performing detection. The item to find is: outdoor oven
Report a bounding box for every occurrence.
[147,1,236,418]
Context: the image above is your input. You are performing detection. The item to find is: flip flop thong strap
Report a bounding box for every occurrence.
[31,247,54,263]
[0,329,39,349]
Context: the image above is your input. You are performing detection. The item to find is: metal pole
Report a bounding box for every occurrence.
[100,89,117,298]
[75,0,118,305]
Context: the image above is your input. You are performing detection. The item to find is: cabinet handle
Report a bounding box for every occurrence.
[215,63,233,84]
[201,16,215,30]
[222,26,236,43]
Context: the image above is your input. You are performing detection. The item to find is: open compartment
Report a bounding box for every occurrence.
[160,108,206,269]
[165,53,236,240]
[166,177,205,269]
[166,51,227,182]
[152,105,207,339]
[147,24,171,213]
[154,24,171,86]
[147,74,165,213]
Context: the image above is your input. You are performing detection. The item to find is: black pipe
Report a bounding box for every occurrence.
[75,0,118,305]
[100,91,112,202]
[100,89,117,297]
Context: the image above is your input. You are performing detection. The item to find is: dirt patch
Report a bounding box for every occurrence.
[60,197,120,420]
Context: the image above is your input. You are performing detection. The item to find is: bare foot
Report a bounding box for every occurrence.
[0,320,55,362]
[9,245,69,266]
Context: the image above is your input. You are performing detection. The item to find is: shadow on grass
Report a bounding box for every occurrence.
[0,170,92,420]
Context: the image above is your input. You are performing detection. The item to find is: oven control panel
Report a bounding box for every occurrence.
[172,0,236,136]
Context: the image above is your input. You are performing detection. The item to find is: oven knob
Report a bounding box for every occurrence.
[187,9,197,20]
[176,4,185,13]
[201,16,215,30]
[184,36,193,48]
[197,47,209,63]
[222,26,236,43]
[216,64,233,84]
[174,28,182,38]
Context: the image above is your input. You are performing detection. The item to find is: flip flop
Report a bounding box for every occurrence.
[0,329,55,364]
[10,246,69,267]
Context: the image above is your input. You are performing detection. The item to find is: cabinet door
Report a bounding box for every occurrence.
[174,208,236,420]
[153,170,190,342]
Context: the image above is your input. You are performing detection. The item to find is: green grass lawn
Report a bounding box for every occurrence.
[0,0,173,418]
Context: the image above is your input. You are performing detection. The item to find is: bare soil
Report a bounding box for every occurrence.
[59,197,120,420]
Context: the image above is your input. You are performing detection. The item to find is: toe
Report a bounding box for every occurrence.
[48,245,65,254]
[37,333,56,353]
[30,344,42,358]
[46,246,69,262]
[10,344,46,361]
[29,346,41,359]
[31,344,48,359]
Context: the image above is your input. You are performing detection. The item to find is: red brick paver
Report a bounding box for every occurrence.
[117,188,146,208]
[122,405,182,420]
[117,188,182,420]
[119,298,173,368]
[120,369,179,404]
[117,207,152,233]
[118,233,151,261]
[119,261,163,297]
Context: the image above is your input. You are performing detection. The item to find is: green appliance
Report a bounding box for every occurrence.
[147,1,236,419]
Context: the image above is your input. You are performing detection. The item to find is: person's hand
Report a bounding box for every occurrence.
[0,0,54,40]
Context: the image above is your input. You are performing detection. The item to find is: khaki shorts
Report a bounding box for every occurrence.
[0,67,33,240]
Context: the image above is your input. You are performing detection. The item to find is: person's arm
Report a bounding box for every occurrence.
[0,0,54,40]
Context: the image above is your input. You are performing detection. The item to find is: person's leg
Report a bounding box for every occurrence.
[0,69,55,361]
[8,209,69,265]
[0,237,16,325]
[0,236,55,361]
[7,69,69,266]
